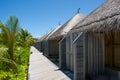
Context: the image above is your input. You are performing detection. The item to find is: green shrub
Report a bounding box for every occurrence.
[0,47,30,80]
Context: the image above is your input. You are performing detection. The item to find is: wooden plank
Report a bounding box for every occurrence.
[101,33,105,73]
[70,34,74,71]
[87,33,90,74]
[84,33,88,74]
[90,33,93,74]
[66,36,69,69]
[93,33,96,75]
[73,32,85,80]
[59,37,66,68]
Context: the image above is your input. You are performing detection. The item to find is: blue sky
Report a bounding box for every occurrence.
[0,0,105,38]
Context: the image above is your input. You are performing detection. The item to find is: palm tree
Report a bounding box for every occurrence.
[19,29,29,47]
[18,29,34,47]
[0,16,19,70]
[0,23,3,44]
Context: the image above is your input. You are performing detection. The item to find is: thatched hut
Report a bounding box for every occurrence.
[59,13,86,72]
[44,24,62,57]
[34,24,62,56]
[70,0,120,80]
[33,33,49,53]
[46,13,86,62]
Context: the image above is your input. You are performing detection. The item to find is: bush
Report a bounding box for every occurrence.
[0,47,30,80]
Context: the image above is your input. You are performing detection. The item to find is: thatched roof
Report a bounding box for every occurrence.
[45,24,62,40]
[71,0,120,33]
[37,24,62,42]
[48,13,86,40]
[36,32,51,42]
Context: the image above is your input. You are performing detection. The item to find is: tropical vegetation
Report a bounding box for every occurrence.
[0,16,36,80]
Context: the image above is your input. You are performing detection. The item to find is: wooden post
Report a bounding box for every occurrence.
[73,32,85,80]
[59,37,66,68]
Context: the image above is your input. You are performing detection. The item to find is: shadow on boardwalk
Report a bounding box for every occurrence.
[28,46,72,80]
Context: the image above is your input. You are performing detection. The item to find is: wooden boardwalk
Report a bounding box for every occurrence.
[28,46,71,80]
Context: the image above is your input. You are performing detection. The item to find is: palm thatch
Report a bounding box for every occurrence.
[36,24,62,42]
[48,13,86,40]
[71,0,120,33]
[45,24,62,40]
[36,32,50,42]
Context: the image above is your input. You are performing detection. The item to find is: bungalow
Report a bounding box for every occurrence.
[46,13,86,62]
[33,33,49,53]
[70,0,120,80]
[34,24,62,57]
[59,13,86,71]
[44,24,62,57]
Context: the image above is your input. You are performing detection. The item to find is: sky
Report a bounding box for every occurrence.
[0,0,106,38]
